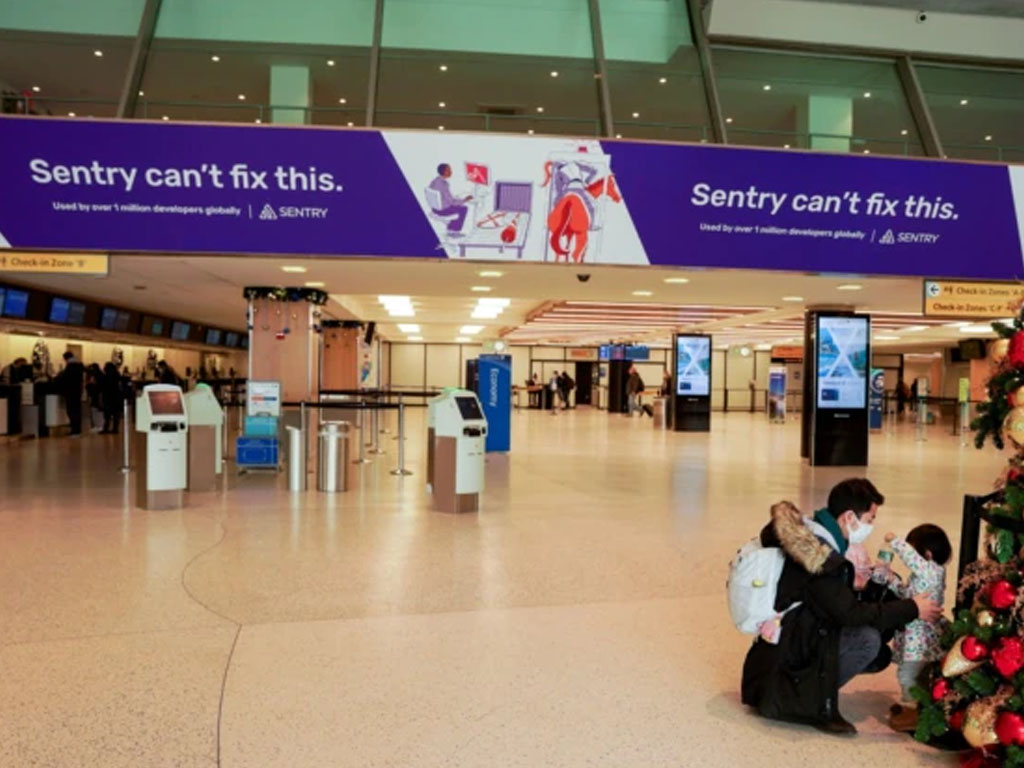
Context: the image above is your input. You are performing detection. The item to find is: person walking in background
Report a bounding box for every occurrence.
[101,362,124,434]
[549,371,562,414]
[626,364,644,417]
[661,368,672,397]
[57,351,85,436]
[895,378,910,417]
[558,370,575,410]
[86,363,104,432]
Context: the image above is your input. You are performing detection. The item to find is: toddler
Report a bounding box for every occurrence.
[884,524,952,716]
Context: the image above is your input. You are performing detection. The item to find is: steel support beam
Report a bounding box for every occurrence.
[896,55,945,157]
[588,0,615,138]
[117,0,162,118]
[687,0,728,143]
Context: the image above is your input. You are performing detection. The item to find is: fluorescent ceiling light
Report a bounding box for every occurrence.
[632,290,653,296]
[304,281,325,288]
[755,343,772,351]
[379,295,415,317]
[455,336,471,342]
[874,335,901,341]
[408,336,424,342]
[945,322,971,328]
[837,284,862,291]
[960,324,996,334]
[460,325,484,335]
[478,270,504,278]
[281,265,307,273]
[901,325,928,332]
[477,298,510,307]
[471,286,492,292]
[782,296,804,302]
[397,323,420,333]
[664,277,689,284]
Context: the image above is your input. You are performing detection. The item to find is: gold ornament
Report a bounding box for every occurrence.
[1005,406,1024,449]
[992,338,1011,365]
[963,698,1001,749]
[943,636,984,678]
[1011,387,1024,409]
[976,610,996,628]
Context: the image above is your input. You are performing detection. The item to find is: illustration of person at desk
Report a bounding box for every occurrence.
[426,163,472,238]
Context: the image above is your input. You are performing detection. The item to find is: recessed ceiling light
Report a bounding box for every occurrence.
[237,94,246,101]
[985,134,993,141]
[327,59,335,66]
[615,133,622,139]
[862,149,871,154]
[658,77,667,84]
[379,295,415,317]
[632,112,640,119]
[455,336,471,343]
[663,277,689,284]
[161,115,168,121]
[438,101,446,108]
[211,55,220,62]
[960,98,969,105]
[254,118,261,124]
[281,265,307,273]
[471,286,492,292]
[762,84,771,91]
[837,284,862,291]
[31,85,40,93]
[68,111,77,117]
[438,125,445,131]
[536,106,544,113]
[408,336,424,342]
[726,117,734,124]
[478,270,504,278]
[398,323,420,333]
[550,71,559,77]
[138,90,144,97]
[945,321,971,328]
[783,144,791,149]
[346,121,354,127]
[304,281,325,287]
[94,50,103,57]
[439,64,448,72]
[632,290,653,297]
[527,129,534,135]
[339,98,347,104]
[460,325,484,335]
[782,296,804,302]
[863,91,872,98]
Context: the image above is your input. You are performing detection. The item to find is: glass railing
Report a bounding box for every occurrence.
[942,142,1024,164]
[725,127,924,157]
[1,96,119,118]
[374,109,603,137]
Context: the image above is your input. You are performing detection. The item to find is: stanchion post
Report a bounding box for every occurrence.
[368,398,385,455]
[916,396,927,442]
[353,407,372,464]
[390,399,413,476]
[120,397,132,473]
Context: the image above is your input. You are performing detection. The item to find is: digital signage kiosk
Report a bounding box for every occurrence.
[672,334,712,432]
[808,313,870,466]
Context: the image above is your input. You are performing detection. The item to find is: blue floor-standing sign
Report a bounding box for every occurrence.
[477,354,511,452]
[869,368,884,430]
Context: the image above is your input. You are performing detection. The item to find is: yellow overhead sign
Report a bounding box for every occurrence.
[0,251,109,276]
[923,280,1024,319]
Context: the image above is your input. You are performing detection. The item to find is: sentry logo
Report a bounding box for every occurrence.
[879,229,895,245]
[259,204,278,221]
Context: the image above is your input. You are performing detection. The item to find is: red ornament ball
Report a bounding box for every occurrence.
[993,636,1024,679]
[1008,331,1024,368]
[963,636,990,662]
[996,711,1024,747]
[931,678,951,701]
[988,579,1018,611]
[950,709,965,731]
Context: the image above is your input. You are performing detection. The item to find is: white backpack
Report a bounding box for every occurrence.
[727,538,793,637]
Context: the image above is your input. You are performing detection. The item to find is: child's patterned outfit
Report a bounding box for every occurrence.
[890,536,947,701]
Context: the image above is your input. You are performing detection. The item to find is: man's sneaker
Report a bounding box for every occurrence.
[814,714,857,736]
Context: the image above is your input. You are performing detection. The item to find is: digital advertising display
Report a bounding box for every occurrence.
[816,315,869,410]
[675,335,711,397]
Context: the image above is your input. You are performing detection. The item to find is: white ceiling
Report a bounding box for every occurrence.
[3,254,1007,352]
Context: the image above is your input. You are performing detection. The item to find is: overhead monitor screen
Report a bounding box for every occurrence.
[115,310,131,332]
[49,297,70,324]
[816,315,869,410]
[100,307,118,330]
[3,289,28,318]
[205,328,222,346]
[675,335,711,396]
[455,396,484,421]
[148,389,184,416]
[624,346,650,361]
[0,288,4,316]
[67,301,86,326]
[224,332,239,347]
[171,321,191,341]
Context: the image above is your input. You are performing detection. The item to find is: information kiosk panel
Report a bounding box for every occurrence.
[428,389,488,513]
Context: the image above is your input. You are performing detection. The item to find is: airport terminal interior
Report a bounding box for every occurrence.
[3,0,1024,766]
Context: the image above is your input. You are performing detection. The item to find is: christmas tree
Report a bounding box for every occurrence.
[914,305,1024,763]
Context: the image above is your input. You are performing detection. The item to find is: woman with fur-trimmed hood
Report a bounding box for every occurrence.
[741,501,930,735]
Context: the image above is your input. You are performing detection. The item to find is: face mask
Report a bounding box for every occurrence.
[847,516,874,545]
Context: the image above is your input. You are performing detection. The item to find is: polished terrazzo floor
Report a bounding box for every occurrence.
[0,409,998,766]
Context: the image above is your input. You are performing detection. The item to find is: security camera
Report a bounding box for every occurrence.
[577,273,591,283]
[916,11,927,22]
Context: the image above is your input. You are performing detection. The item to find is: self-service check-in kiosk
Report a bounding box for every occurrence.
[428,389,487,513]
[135,384,188,509]
[184,383,224,492]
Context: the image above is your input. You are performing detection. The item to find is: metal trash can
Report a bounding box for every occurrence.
[286,426,305,492]
[318,422,349,492]
[653,397,670,430]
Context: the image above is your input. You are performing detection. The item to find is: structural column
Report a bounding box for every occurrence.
[270,65,311,125]
[796,94,853,152]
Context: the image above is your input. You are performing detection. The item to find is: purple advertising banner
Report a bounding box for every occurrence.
[0,115,1022,279]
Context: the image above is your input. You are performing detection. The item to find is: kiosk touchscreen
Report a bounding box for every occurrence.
[810,314,869,466]
[135,384,188,509]
[184,383,224,491]
[428,389,487,513]
[672,334,712,432]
